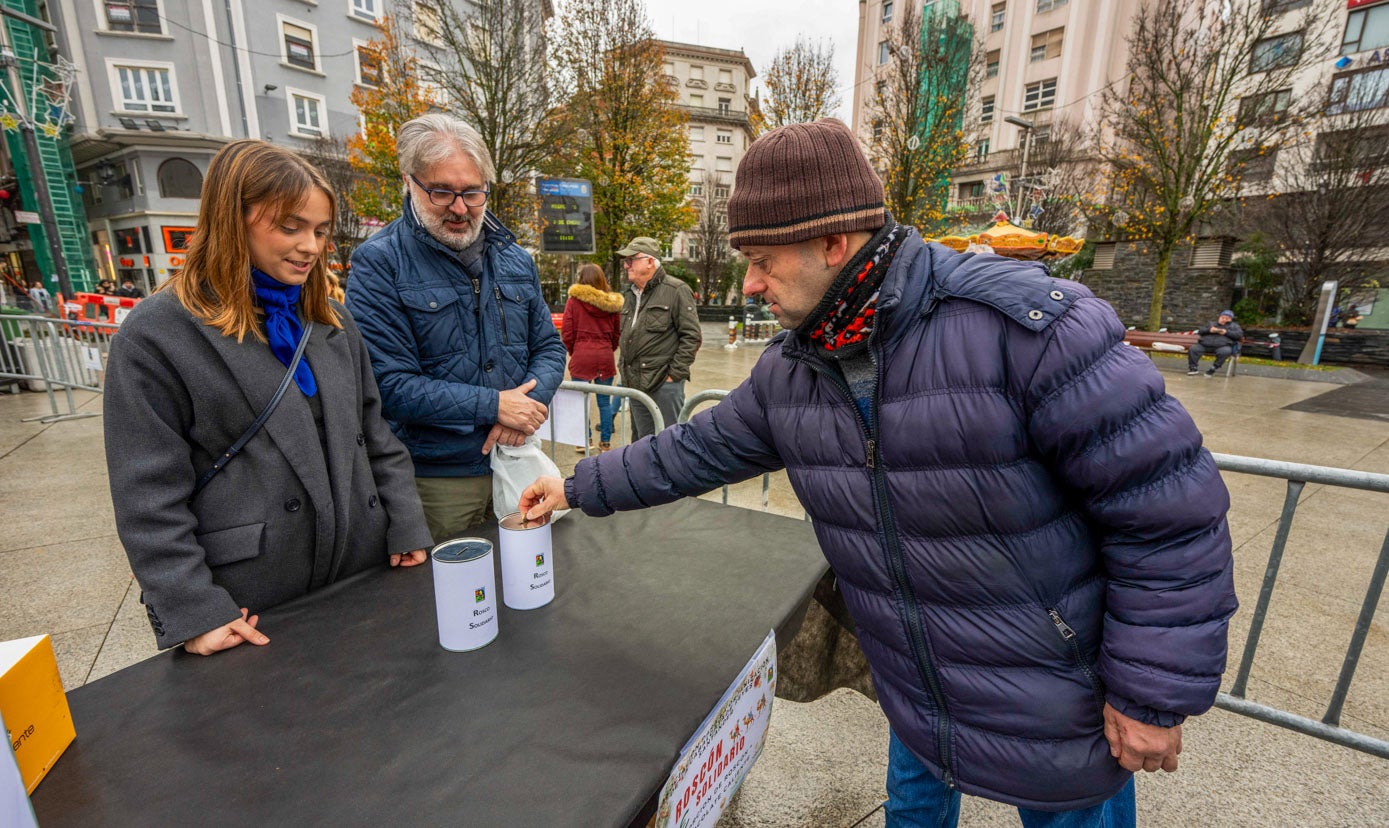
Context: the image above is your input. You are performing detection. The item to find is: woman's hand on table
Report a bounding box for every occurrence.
[520,476,569,521]
[391,549,428,567]
[183,607,269,655]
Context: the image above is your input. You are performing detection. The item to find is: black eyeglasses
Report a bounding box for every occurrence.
[410,174,490,208]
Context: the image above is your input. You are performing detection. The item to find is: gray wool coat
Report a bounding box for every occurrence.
[103,291,433,649]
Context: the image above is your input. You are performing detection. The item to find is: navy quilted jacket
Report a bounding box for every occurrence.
[347,202,566,477]
[566,232,1237,810]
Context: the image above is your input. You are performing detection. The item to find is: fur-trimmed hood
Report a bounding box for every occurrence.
[569,283,624,313]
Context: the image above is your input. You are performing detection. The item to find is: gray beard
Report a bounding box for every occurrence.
[418,206,483,251]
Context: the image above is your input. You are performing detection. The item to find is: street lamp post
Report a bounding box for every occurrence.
[1004,115,1035,222]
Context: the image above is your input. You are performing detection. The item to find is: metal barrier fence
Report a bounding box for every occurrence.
[1211,453,1389,759]
[676,389,1389,759]
[548,380,662,461]
[0,314,115,423]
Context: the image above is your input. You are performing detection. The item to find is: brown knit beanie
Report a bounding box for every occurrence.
[726,118,885,249]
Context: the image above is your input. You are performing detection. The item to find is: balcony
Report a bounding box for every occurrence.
[946,195,996,213]
[677,104,750,126]
[714,82,736,93]
[686,78,708,89]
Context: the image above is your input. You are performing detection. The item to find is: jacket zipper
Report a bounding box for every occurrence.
[1047,607,1104,706]
[493,285,510,344]
[786,347,956,788]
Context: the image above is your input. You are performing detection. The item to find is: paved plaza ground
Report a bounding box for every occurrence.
[2,320,1386,826]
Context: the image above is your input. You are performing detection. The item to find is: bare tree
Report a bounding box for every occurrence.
[1010,116,1095,239]
[1245,73,1389,324]
[414,0,568,233]
[1097,0,1324,330]
[757,36,840,132]
[300,137,366,278]
[868,1,978,232]
[689,175,731,302]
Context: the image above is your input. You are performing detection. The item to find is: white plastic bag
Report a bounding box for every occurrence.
[490,434,569,522]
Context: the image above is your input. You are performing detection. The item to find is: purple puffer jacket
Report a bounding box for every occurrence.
[565,231,1237,811]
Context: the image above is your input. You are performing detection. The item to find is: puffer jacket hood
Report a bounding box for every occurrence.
[568,282,624,313]
[566,230,1237,811]
[346,198,567,477]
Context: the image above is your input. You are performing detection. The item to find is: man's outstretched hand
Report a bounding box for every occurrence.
[519,476,569,521]
[1103,702,1182,773]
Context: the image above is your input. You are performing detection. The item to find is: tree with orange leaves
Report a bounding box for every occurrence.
[1096,0,1324,331]
[347,14,435,224]
[758,36,841,134]
[548,0,695,276]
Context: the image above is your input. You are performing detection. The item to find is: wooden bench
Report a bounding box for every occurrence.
[1123,330,1239,376]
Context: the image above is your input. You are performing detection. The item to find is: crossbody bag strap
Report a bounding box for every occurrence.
[189,321,314,502]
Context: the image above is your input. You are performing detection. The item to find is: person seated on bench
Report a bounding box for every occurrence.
[1188,310,1242,376]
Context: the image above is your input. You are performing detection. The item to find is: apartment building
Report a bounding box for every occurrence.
[657,40,756,262]
[853,0,1141,222]
[48,0,500,292]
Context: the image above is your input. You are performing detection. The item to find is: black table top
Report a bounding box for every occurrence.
[31,499,826,827]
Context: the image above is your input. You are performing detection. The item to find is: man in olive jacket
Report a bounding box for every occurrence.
[616,236,702,440]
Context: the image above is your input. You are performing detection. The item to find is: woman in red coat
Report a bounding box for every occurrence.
[561,264,623,451]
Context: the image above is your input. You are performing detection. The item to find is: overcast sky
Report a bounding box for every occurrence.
[642,0,860,123]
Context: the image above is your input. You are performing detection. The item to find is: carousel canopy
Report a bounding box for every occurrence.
[925,211,1083,261]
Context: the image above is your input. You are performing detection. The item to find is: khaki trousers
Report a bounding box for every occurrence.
[415,474,494,542]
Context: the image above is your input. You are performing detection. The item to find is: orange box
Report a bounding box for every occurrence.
[0,635,75,793]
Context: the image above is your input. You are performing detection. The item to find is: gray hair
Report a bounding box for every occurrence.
[396,113,496,184]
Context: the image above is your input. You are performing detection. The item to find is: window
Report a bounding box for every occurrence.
[690,154,705,170]
[1330,67,1389,113]
[690,93,705,107]
[1190,238,1233,269]
[958,181,985,198]
[1036,0,1068,12]
[985,50,1000,79]
[981,95,995,122]
[1231,148,1277,182]
[1250,31,1303,73]
[414,1,443,44]
[105,0,161,34]
[156,159,202,199]
[1023,78,1057,111]
[873,119,884,140]
[1238,88,1291,123]
[690,65,704,80]
[718,68,733,87]
[355,42,383,87]
[716,129,733,145]
[718,97,731,115]
[1030,28,1064,63]
[280,18,318,71]
[288,89,327,138]
[882,0,894,23]
[111,62,177,113]
[1316,125,1389,171]
[990,2,1006,33]
[714,184,730,199]
[715,156,733,173]
[690,125,705,141]
[878,40,891,65]
[1092,242,1116,270]
[975,139,990,160]
[1263,0,1311,13]
[1344,3,1389,55]
[875,80,887,100]
[689,182,704,197]
[351,0,380,21]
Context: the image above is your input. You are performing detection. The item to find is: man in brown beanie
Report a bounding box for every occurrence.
[520,119,1235,827]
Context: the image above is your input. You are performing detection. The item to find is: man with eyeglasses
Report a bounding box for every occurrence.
[615,236,702,440]
[347,114,566,540]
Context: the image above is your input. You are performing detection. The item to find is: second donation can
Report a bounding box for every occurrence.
[431,538,499,651]
[498,512,554,610]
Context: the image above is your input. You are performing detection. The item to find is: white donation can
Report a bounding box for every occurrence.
[498,512,555,610]
[431,537,499,651]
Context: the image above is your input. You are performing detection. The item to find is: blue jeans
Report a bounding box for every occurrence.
[885,731,1136,828]
[592,376,616,442]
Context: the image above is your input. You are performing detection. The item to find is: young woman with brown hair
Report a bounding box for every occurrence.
[103,140,432,656]
[561,263,623,451]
